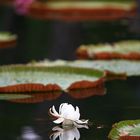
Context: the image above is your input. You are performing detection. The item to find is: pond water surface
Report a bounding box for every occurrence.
[0,77,140,140]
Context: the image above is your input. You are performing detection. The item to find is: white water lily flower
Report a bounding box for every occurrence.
[49,103,88,126]
[50,126,80,140]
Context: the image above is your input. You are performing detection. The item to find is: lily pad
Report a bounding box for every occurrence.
[77,40,140,60]
[28,1,135,21]
[108,120,140,140]
[67,60,140,76]
[31,59,140,76]
[0,65,104,92]
[0,32,17,48]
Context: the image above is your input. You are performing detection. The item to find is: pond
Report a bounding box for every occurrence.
[0,0,140,140]
[0,77,139,140]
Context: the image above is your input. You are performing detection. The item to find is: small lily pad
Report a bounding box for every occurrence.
[0,65,104,92]
[108,120,140,140]
[0,32,17,48]
[28,1,135,21]
[77,40,140,60]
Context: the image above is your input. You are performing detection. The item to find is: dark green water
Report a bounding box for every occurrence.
[0,77,140,140]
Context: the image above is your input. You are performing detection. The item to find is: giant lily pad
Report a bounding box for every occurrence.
[67,60,140,76]
[0,32,17,48]
[0,65,105,92]
[30,59,140,76]
[108,120,140,140]
[28,1,136,21]
[77,40,140,60]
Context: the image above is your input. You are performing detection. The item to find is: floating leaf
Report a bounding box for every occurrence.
[0,65,105,92]
[33,59,140,76]
[108,120,140,140]
[67,60,140,76]
[0,32,17,48]
[0,93,31,100]
[28,1,136,21]
[77,40,140,60]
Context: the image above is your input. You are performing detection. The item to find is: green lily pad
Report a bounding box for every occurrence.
[44,1,134,9]
[0,32,17,42]
[0,65,104,92]
[0,32,17,48]
[67,60,140,76]
[30,59,140,76]
[108,120,140,140]
[0,94,31,100]
[77,40,140,60]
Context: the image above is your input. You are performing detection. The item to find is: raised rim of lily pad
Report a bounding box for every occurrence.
[0,32,17,48]
[28,1,136,21]
[76,40,140,60]
[108,119,140,140]
[29,59,127,79]
[0,65,106,93]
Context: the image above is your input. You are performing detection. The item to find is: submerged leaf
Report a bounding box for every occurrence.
[0,65,104,92]
[108,120,140,140]
[77,40,140,60]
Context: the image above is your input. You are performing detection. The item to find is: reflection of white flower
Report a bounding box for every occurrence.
[50,126,80,140]
[19,126,41,140]
[49,103,88,127]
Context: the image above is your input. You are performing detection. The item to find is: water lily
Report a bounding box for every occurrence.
[49,103,88,127]
[50,126,80,140]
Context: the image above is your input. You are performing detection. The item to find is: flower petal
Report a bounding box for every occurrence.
[53,117,65,124]
[52,106,60,117]
[59,103,66,114]
[75,106,80,120]
[61,104,76,120]
[75,119,89,124]
[49,106,60,118]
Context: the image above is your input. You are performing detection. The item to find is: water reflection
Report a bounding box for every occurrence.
[68,86,106,99]
[9,91,62,103]
[50,125,87,140]
[0,86,106,103]
[18,126,41,140]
